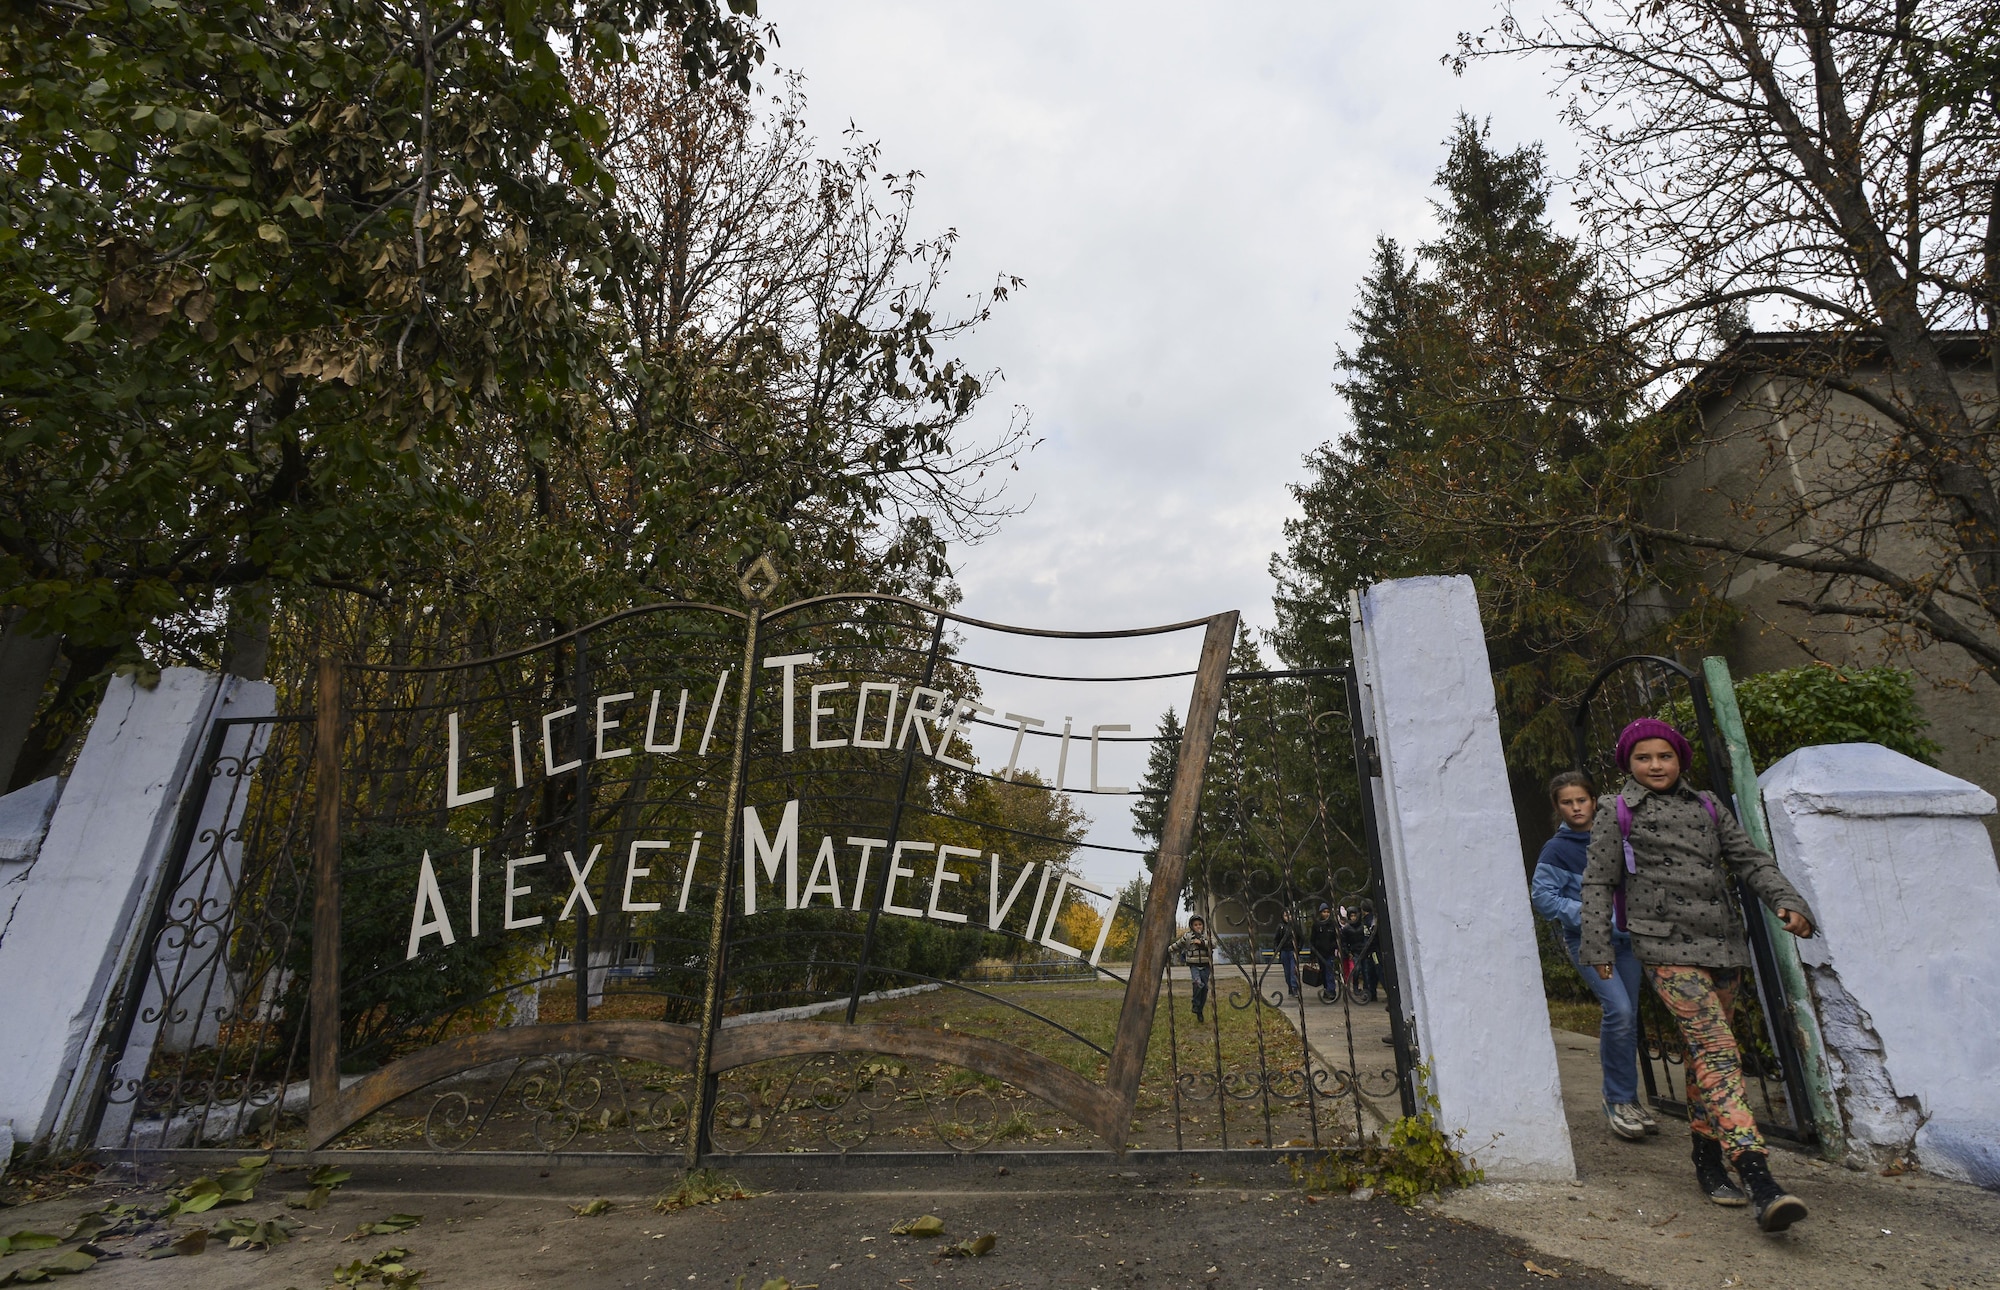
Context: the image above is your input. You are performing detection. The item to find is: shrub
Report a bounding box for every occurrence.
[1291,1063,1483,1204]
[280,827,518,1068]
[1665,662,1939,774]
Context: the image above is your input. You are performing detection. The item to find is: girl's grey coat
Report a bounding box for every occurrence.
[1578,778,1815,971]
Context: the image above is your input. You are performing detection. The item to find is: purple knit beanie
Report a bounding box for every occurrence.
[1615,718,1692,772]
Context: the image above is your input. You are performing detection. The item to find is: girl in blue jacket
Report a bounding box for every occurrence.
[1530,770,1653,1143]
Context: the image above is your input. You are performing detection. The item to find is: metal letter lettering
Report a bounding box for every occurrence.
[504,855,546,930]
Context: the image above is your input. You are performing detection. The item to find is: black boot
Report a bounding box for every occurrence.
[1732,1150,1807,1233]
[1691,1135,1748,1206]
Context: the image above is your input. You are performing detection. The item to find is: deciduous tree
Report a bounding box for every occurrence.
[1461,0,2000,688]
[0,0,766,784]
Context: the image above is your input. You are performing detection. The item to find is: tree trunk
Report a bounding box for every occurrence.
[0,616,62,791]
[6,641,118,793]
[221,581,275,681]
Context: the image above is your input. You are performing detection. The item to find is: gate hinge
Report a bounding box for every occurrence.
[1363,735,1382,779]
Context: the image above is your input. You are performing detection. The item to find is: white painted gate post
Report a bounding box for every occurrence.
[1759,744,2000,1187]
[1349,575,1576,1181]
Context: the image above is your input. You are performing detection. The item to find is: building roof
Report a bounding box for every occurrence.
[1667,328,1991,412]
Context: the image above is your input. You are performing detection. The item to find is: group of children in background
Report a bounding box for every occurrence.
[1531,718,1818,1234]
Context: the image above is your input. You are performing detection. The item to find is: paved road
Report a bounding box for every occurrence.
[2,1158,1634,1290]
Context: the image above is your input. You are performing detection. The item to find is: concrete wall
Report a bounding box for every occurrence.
[1760,744,2000,1187]
[1351,575,1576,1181]
[0,669,236,1151]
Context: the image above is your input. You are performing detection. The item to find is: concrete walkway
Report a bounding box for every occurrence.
[1441,1025,2000,1290]
[1175,961,1404,1136]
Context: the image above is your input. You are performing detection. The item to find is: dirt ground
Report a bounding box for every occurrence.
[0,1156,1633,1290]
[5,1025,1993,1289]
[1438,1026,2000,1290]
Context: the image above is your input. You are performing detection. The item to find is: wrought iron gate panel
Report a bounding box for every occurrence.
[92,586,1416,1162]
[283,586,1239,1158]
[1571,654,1816,1143]
[1158,666,1414,1152]
[88,713,318,1150]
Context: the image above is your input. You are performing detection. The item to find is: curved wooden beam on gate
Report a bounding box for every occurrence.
[306,1020,699,1149]
[711,1020,1121,1143]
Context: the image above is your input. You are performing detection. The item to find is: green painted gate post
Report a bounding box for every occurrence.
[1701,656,1845,1160]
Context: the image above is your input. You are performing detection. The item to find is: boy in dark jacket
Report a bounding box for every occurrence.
[1346,900,1381,1003]
[1308,903,1342,999]
[1272,908,1304,997]
[1581,719,1818,1234]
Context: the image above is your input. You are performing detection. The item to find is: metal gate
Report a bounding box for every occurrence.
[1571,654,1816,1143]
[91,577,1410,1162]
[1157,666,1416,1151]
[79,711,319,1152]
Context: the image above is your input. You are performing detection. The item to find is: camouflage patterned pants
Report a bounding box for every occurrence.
[1645,964,1763,1156]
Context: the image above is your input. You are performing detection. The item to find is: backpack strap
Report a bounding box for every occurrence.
[1612,795,1634,933]
[1611,790,1724,938]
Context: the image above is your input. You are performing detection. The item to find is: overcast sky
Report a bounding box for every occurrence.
[763,2,1576,895]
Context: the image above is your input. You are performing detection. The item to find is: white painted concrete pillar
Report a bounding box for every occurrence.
[1350,575,1575,1181]
[0,669,228,1150]
[1760,744,2000,1187]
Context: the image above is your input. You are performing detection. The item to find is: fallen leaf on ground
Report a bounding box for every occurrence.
[164,1156,268,1217]
[570,1199,615,1217]
[0,1233,62,1254]
[346,1214,423,1239]
[332,1246,423,1288]
[655,1170,765,1213]
[890,1215,944,1237]
[214,1215,300,1249]
[1524,1260,1560,1278]
[5,1249,98,1280]
[938,1233,996,1258]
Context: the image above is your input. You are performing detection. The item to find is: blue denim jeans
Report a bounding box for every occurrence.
[1279,949,1300,995]
[1565,928,1642,1106]
[1189,965,1212,1018]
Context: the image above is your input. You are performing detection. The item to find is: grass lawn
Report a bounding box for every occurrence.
[316,974,1391,1154]
[1547,999,1602,1037]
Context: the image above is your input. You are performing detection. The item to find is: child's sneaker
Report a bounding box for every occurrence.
[1605,1101,1648,1141]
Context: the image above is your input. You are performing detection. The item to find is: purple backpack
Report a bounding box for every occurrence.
[1611,791,1719,932]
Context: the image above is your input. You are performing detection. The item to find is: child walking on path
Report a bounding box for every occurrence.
[1579,718,1819,1234]
[1530,770,1654,1143]
[1169,916,1215,1022]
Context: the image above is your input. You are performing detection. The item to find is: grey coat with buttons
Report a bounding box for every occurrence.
[1578,779,1815,971]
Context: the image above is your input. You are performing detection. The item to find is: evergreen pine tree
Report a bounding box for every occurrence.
[1272,116,1723,785]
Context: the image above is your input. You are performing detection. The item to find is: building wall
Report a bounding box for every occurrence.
[1648,366,2000,844]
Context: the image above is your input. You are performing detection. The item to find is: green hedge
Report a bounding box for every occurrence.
[1666,662,1939,775]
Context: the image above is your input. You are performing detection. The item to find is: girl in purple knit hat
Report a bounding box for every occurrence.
[1579,718,1819,1234]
